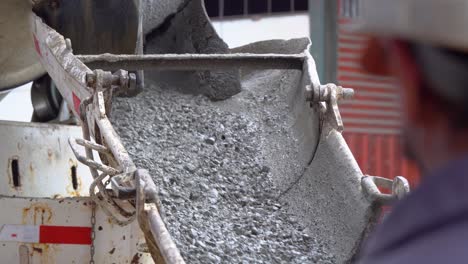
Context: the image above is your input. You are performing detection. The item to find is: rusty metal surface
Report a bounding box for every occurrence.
[0,120,94,198]
[32,14,137,220]
[0,196,152,263]
[32,13,182,262]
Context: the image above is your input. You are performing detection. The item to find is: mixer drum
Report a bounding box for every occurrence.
[0,0,45,91]
[0,0,141,92]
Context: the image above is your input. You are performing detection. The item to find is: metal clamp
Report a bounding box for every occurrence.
[306,83,354,103]
[305,83,354,131]
[85,69,137,97]
[361,175,410,204]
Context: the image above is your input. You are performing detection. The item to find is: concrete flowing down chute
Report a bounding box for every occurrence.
[0,0,410,263]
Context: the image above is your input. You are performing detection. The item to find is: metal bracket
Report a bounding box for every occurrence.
[85,69,137,97]
[361,175,410,205]
[305,83,354,132]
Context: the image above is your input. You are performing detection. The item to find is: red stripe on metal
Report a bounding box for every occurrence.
[338,62,362,69]
[337,31,369,38]
[338,66,374,74]
[32,34,42,57]
[376,135,382,176]
[350,118,395,129]
[338,74,395,84]
[39,225,92,245]
[362,135,369,172]
[338,56,363,63]
[338,38,367,45]
[72,93,81,114]
[402,155,408,178]
[388,135,396,178]
[339,82,397,91]
[339,43,366,50]
[338,48,366,55]
[338,37,367,44]
[338,13,421,186]
[343,133,420,187]
[342,112,401,121]
[340,102,400,110]
[343,123,400,130]
[350,94,398,102]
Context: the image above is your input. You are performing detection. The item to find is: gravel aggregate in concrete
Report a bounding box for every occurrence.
[112,70,336,263]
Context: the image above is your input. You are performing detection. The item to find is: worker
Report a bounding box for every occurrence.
[357,0,468,263]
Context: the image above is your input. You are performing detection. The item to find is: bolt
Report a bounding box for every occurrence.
[86,73,95,86]
[392,176,410,200]
[319,84,333,101]
[65,38,72,51]
[128,73,137,92]
[341,88,355,100]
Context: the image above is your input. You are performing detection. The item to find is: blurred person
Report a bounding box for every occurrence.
[356,1,468,263]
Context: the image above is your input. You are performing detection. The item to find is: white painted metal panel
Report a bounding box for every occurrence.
[0,196,152,263]
[0,121,94,198]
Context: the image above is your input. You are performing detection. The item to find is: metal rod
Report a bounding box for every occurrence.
[96,118,136,173]
[76,53,305,71]
[219,0,224,19]
[75,138,110,154]
[361,176,394,204]
[69,138,121,176]
[148,209,186,264]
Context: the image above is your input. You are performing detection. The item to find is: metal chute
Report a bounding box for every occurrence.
[0,0,411,263]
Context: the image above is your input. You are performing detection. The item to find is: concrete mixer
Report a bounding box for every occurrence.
[0,0,409,263]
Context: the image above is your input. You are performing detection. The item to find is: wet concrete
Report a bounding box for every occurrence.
[112,39,374,263]
[112,76,333,263]
[144,0,241,101]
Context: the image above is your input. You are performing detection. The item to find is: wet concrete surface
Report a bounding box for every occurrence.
[112,67,337,263]
[144,0,241,101]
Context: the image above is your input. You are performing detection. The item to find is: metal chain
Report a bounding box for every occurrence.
[90,201,97,264]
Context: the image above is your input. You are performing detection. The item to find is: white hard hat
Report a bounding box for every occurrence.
[358,0,468,52]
